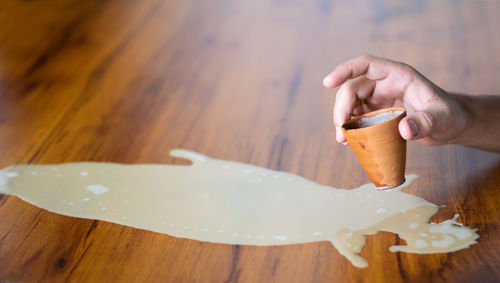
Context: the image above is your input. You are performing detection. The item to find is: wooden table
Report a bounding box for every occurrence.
[1,0,500,281]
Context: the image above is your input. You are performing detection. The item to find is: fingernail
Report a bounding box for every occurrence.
[323,75,332,87]
[408,119,419,137]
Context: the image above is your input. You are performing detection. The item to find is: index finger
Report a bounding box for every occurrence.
[323,55,394,88]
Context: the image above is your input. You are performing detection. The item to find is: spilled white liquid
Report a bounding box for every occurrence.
[0,149,479,268]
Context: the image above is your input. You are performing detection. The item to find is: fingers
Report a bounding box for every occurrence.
[333,77,376,143]
[323,54,394,89]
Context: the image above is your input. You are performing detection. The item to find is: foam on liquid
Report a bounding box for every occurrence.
[356,110,403,128]
[0,149,478,268]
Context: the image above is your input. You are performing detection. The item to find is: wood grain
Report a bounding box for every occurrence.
[1,0,500,282]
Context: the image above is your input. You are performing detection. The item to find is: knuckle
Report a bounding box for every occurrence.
[398,62,416,74]
[396,63,417,88]
[345,83,356,94]
[341,81,356,94]
[359,54,373,60]
[421,112,437,130]
[400,64,420,81]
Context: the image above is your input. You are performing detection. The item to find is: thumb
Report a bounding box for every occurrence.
[398,111,438,140]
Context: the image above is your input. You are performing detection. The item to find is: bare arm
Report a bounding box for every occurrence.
[453,94,500,152]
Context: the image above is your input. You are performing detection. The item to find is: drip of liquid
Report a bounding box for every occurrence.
[0,149,478,268]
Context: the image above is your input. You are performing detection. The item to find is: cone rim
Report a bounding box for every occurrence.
[342,107,406,132]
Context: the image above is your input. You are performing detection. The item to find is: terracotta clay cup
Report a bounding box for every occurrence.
[341,107,407,189]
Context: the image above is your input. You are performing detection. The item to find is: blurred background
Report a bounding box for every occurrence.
[1,0,500,187]
[1,1,498,184]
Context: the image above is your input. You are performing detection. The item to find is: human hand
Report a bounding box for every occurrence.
[323,55,468,146]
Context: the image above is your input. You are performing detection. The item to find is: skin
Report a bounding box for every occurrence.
[323,55,500,152]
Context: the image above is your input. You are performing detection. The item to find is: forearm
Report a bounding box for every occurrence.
[453,93,500,152]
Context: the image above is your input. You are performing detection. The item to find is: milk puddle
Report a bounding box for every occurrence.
[0,149,478,268]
